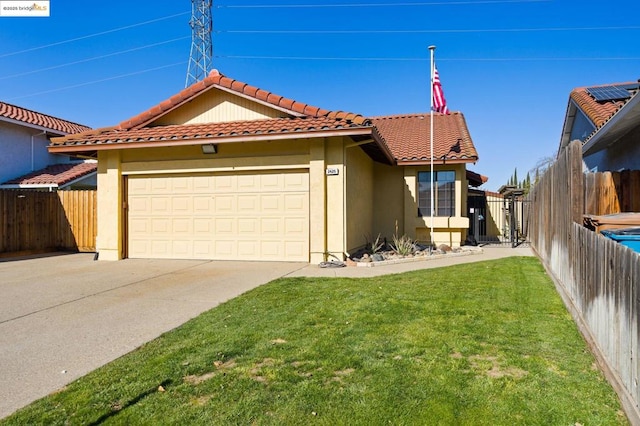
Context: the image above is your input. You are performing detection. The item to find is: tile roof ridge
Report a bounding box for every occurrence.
[50,125,119,144]
[370,112,462,120]
[0,100,91,132]
[117,69,368,130]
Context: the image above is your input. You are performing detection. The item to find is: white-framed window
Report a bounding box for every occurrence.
[418,171,456,217]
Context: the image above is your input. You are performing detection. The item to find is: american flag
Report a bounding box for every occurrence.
[432,66,449,114]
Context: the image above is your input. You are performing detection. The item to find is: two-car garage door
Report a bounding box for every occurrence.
[127,170,309,261]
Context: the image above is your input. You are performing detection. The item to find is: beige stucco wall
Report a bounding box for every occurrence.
[324,137,346,261]
[96,151,122,261]
[345,145,374,255]
[95,135,372,263]
[151,89,287,126]
[401,163,469,247]
[372,162,405,242]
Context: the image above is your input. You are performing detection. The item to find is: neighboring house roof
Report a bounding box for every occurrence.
[466,170,489,187]
[0,101,90,135]
[1,162,97,189]
[469,188,503,198]
[371,113,479,165]
[560,81,640,155]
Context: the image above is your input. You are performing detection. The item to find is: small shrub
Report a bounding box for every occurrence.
[365,233,384,254]
[392,234,415,257]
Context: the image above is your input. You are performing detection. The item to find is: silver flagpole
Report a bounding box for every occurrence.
[429,45,435,249]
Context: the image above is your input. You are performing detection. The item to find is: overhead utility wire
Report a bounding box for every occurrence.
[218,25,640,34]
[217,54,640,61]
[0,37,190,81]
[0,11,189,59]
[7,62,187,101]
[217,0,550,8]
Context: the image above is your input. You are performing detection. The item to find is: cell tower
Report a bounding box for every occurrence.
[185,0,213,88]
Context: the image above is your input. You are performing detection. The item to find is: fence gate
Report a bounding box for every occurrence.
[468,191,529,247]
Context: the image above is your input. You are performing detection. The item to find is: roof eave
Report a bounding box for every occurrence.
[48,127,373,154]
[558,99,579,155]
[368,134,396,166]
[0,183,58,190]
[58,171,98,189]
[0,116,68,136]
[396,157,478,166]
[582,91,640,156]
[125,84,219,130]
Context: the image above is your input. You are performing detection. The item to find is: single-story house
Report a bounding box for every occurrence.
[50,70,479,262]
[0,100,91,184]
[558,80,640,172]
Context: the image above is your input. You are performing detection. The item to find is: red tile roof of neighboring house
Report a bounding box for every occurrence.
[466,170,489,187]
[51,116,372,148]
[371,113,478,164]
[0,101,90,135]
[118,69,368,130]
[570,81,639,128]
[2,162,97,186]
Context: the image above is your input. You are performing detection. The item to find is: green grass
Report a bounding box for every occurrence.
[2,257,626,425]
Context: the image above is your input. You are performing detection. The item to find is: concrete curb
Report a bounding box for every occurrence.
[352,247,484,267]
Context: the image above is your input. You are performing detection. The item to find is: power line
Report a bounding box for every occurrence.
[217,25,640,34]
[216,54,640,61]
[0,12,189,59]
[217,0,550,8]
[7,62,187,101]
[0,37,190,81]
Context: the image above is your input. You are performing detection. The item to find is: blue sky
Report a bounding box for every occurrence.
[1,0,639,190]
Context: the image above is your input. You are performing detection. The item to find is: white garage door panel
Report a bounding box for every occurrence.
[127,171,309,261]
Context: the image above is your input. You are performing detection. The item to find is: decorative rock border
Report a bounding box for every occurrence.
[347,246,484,268]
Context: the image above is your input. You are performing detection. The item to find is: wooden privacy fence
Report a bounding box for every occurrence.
[585,170,640,215]
[527,141,640,424]
[0,190,96,254]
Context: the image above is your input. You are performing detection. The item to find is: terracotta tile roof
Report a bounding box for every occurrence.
[371,113,478,164]
[0,101,90,135]
[570,81,639,128]
[466,169,488,187]
[2,162,97,186]
[51,116,371,148]
[118,69,368,130]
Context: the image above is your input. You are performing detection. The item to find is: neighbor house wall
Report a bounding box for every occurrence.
[583,126,640,172]
[151,89,287,126]
[0,122,71,183]
[345,145,374,255]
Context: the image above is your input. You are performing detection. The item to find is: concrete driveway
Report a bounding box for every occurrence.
[0,253,308,419]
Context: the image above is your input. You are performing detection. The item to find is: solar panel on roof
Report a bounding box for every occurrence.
[586,86,632,102]
[615,82,640,91]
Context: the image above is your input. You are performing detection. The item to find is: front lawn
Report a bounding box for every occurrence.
[2,257,626,425]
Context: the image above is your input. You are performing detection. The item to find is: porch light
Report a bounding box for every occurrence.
[201,143,217,154]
